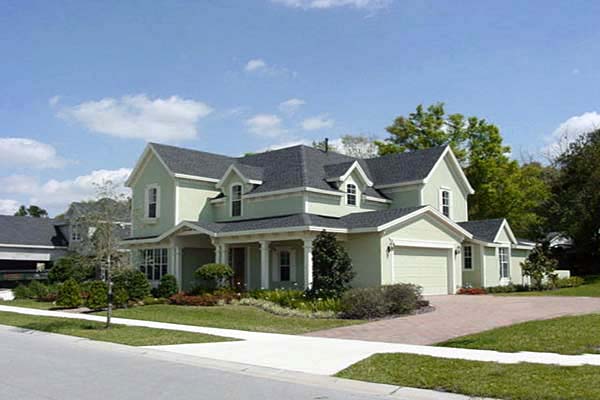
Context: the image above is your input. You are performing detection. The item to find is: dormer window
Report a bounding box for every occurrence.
[231,184,242,217]
[71,224,81,242]
[346,184,357,206]
[146,185,160,219]
[441,189,450,218]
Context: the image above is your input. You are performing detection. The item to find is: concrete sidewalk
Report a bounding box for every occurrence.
[2,304,600,376]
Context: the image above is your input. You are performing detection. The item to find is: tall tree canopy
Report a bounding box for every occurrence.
[545,129,600,271]
[377,102,550,238]
[14,205,48,218]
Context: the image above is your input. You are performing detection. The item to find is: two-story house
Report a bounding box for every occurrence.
[123,143,533,294]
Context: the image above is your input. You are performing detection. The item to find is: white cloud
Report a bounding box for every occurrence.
[246,114,285,137]
[279,98,305,115]
[543,111,600,157]
[245,59,267,72]
[0,168,132,214]
[59,94,213,142]
[272,0,391,9]
[302,114,335,131]
[0,199,19,215]
[0,138,67,169]
[49,95,61,106]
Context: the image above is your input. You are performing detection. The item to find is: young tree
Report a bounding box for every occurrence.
[308,231,355,298]
[521,245,558,290]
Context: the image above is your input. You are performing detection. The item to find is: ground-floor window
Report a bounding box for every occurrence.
[463,245,473,270]
[499,247,509,278]
[139,248,168,281]
[279,250,291,282]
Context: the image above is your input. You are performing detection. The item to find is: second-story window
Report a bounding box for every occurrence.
[71,224,81,242]
[441,190,450,218]
[347,184,357,206]
[231,184,242,217]
[147,186,159,219]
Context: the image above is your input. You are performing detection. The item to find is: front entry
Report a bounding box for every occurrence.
[229,247,246,289]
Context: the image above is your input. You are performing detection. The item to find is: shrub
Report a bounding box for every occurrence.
[340,287,388,319]
[458,287,487,295]
[113,287,129,308]
[383,284,422,315]
[555,276,584,288]
[56,279,82,308]
[86,280,108,310]
[121,270,151,300]
[142,296,169,306]
[13,283,32,299]
[48,254,95,283]
[194,263,233,290]
[239,298,338,319]
[168,293,219,306]
[308,231,355,299]
[157,274,178,298]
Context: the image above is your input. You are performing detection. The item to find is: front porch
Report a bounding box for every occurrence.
[126,225,318,292]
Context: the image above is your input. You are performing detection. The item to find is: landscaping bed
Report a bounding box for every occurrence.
[336,353,600,400]
[438,313,600,355]
[0,311,233,346]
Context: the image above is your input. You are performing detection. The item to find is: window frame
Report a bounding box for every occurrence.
[71,224,82,242]
[346,183,357,206]
[463,245,473,270]
[145,184,160,220]
[440,189,451,218]
[230,183,243,217]
[499,247,510,279]
[138,248,169,281]
[279,250,291,282]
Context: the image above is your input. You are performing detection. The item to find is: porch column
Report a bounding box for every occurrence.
[175,247,183,285]
[259,240,270,289]
[303,238,314,290]
[214,244,221,264]
[221,244,229,266]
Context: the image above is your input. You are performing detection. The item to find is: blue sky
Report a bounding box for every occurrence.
[1,0,599,216]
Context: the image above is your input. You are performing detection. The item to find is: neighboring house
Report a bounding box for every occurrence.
[54,199,132,256]
[123,143,534,294]
[0,215,68,286]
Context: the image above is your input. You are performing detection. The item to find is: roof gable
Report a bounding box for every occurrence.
[458,218,517,244]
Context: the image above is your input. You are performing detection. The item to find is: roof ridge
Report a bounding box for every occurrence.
[299,146,309,187]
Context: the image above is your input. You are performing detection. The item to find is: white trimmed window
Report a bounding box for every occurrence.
[440,189,451,218]
[463,245,473,270]
[346,184,357,206]
[279,250,291,282]
[139,248,168,281]
[71,224,81,242]
[231,184,242,217]
[499,247,509,278]
[146,185,159,219]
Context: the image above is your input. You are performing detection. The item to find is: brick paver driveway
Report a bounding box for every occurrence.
[305,295,600,345]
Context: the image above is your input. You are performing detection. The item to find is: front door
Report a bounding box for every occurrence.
[229,247,246,289]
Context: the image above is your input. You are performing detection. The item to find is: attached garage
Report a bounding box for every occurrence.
[393,247,450,295]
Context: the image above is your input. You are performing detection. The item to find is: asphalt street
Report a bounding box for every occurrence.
[0,325,389,400]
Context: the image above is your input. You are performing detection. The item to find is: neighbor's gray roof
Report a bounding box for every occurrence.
[0,215,68,247]
[57,198,131,223]
[151,143,448,199]
[185,207,425,234]
[458,219,505,243]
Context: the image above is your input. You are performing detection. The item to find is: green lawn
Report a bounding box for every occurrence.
[337,353,600,400]
[438,313,600,355]
[0,311,233,346]
[94,304,362,334]
[0,299,57,310]
[497,276,600,297]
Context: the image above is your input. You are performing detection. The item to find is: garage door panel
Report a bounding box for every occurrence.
[393,247,449,295]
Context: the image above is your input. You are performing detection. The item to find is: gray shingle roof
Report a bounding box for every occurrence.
[0,215,68,247]
[151,143,448,198]
[186,207,425,234]
[458,219,505,243]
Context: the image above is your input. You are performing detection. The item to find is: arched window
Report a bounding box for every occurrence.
[346,184,357,206]
[231,184,242,217]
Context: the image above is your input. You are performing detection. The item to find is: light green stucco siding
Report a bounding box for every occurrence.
[176,179,219,223]
[384,214,463,243]
[510,249,528,285]
[343,233,383,288]
[495,226,512,243]
[461,243,483,288]
[181,248,214,291]
[131,153,175,237]
[213,194,305,221]
[421,156,469,221]
[380,185,422,210]
[484,247,499,287]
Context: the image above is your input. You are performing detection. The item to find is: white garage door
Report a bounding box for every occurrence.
[393,247,449,295]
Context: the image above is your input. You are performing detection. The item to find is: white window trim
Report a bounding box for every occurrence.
[71,224,82,242]
[139,248,169,282]
[346,183,357,206]
[229,182,243,217]
[145,184,161,221]
[439,188,452,219]
[463,245,473,270]
[498,247,510,279]
[271,247,296,283]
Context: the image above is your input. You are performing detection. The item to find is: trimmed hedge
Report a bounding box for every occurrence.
[56,279,82,308]
[340,284,426,319]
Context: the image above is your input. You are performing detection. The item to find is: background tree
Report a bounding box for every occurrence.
[339,134,378,158]
[308,230,355,298]
[544,129,600,273]
[14,205,48,218]
[521,244,558,290]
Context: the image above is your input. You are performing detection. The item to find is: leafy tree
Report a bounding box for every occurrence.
[14,205,48,218]
[195,263,233,290]
[545,129,600,272]
[312,139,337,153]
[308,230,355,298]
[339,134,378,158]
[56,279,82,308]
[48,254,95,283]
[157,274,179,298]
[521,245,558,290]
